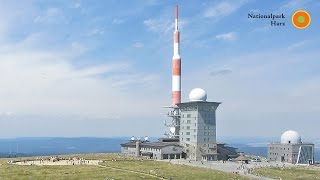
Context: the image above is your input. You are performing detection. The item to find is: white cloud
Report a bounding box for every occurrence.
[34,8,68,24]
[280,0,312,11]
[0,112,15,117]
[131,41,144,48]
[73,2,81,9]
[87,28,105,36]
[143,18,188,35]
[215,32,237,41]
[143,18,173,34]
[287,40,311,51]
[112,18,125,24]
[0,36,164,119]
[183,50,320,137]
[252,25,270,33]
[71,41,89,53]
[204,1,244,18]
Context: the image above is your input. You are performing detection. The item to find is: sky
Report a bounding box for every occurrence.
[0,0,319,139]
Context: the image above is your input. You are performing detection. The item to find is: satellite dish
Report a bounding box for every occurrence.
[170,127,176,134]
[144,136,149,141]
[131,136,135,141]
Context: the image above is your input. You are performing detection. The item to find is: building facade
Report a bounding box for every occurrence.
[121,89,238,161]
[268,130,314,164]
[121,138,184,160]
[178,88,220,161]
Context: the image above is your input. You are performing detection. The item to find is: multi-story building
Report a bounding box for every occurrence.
[178,88,220,161]
[268,130,314,164]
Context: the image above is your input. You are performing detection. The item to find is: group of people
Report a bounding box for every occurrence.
[8,156,94,166]
[235,164,254,175]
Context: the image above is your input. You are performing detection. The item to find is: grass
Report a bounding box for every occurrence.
[100,159,247,180]
[253,166,320,180]
[0,153,248,180]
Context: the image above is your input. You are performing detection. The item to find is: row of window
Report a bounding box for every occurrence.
[270,147,290,150]
[182,137,212,142]
[141,147,160,151]
[181,126,213,130]
[181,131,213,136]
[270,153,290,156]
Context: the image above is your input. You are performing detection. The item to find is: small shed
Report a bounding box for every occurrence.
[235,155,249,164]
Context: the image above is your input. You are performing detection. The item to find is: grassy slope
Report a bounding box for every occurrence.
[0,153,248,180]
[101,160,247,180]
[253,167,320,180]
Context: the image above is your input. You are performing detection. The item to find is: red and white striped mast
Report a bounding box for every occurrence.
[163,5,181,139]
[172,5,181,107]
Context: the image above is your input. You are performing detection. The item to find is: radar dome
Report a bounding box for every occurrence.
[170,127,176,134]
[281,130,301,144]
[189,88,207,102]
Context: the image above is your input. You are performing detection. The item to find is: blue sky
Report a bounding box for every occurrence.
[0,0,319,139]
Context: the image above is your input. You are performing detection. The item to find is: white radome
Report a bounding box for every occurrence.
[281,130,301,144]
[170,127,176,134]
[189,88,207,102]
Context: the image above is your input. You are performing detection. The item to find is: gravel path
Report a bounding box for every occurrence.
[165,159,280,180]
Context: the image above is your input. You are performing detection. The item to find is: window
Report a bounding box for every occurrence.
[187,120,191,124]
[194,129,196,132]
[187,114,191,118]
[186,132,190,135]
[186,138,190,141]
[204,138,206,141]
[181,132,183,135]
[204,126,206,130]
[208,138,210,141]
[187,126,190,129]
[195,123,196,126]
[204,132,206,135]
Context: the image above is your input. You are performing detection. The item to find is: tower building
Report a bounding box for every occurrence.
[121,6,238,161]
[165,5,181,138]
[178,88,220,161]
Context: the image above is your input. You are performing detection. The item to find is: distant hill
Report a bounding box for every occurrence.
[0,137,129,158]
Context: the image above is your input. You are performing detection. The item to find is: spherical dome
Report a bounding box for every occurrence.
[281,130,301,144]
[189,88,207,102]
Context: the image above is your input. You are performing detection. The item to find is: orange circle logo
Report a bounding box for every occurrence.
[292,10,311,29]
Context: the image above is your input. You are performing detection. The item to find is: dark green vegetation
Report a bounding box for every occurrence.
[253,167,320,180]
[0,153,247,180]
